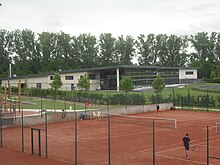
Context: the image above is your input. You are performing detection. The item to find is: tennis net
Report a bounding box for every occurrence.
[102,112,177,129]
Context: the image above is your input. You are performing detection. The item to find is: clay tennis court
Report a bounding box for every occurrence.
[1,109,220,165]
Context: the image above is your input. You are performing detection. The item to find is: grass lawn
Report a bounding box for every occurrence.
[8,96,104,110]
[3,83,220,110]
[88,83,220,104]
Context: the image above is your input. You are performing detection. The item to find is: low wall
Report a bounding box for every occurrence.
[1,103,173,128]
[108,103,173,115]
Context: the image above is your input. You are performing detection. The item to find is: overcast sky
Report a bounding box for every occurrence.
[0,0,220,37]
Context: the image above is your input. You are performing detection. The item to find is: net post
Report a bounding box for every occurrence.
[174,119,177,129]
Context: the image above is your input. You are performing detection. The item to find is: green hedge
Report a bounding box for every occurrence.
[174,94,216,108]
[9,87,146,105]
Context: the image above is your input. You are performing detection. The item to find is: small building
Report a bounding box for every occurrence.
[0,65,197,91]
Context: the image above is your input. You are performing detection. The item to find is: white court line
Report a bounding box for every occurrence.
[48,124,220,145]
[177,120,218,128]
[156,154,214,165]
[51,158,73,165]
[138,137,220,165]
[155,138,220,154]
[47,134,74,141]
[167,112,219,125]
[140,134,220,153]
[202,125,216,130]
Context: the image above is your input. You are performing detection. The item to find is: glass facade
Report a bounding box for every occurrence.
[157,68,179,85]
[97,66,182,90]
[124,67,179,88]
[124,68,156,87]
[100,69,117,90]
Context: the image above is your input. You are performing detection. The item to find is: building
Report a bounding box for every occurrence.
[0,65,197,91]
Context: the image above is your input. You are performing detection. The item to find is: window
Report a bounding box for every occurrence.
[50,76,54,80]
[88,74,96,80]
[185,71,194,75]
[71,84,75,91]
[21,83,27,89]
[65,76,74,80]
[36,83,42,89]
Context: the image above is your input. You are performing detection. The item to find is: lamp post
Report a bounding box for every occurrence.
[7,63,11,98]
[7,63,16,112]
[7,63,12,112]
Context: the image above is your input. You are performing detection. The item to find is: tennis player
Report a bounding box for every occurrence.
[182,133,192,158]
[156,105,160,113]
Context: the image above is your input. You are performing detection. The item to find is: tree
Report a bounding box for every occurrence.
[152,75,165,94]
[190,32,216,79]
[50,73,63,99]
[12,29,40,75]
[0,29,13,77]
[115,35,135,65]
[0,84,2,94]
[119,76,134,92]
[155,34,169,66]
[75,33,99,68]
[137,34,157,65]
[77,74,90,91]
[53,32,73,71]
[38,32,57,73]
[166,34,188,67]
[99,33,116,66]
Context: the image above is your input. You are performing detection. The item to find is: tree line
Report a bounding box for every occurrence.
[1,29,220,81]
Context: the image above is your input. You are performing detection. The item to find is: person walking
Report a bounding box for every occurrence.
[156,105,160,113]
[183,133,192,158]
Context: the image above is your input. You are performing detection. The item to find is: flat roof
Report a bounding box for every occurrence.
[0,65,197,80]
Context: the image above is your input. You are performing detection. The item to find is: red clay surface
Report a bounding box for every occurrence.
[0,147,69,165]
[1,110,220,165]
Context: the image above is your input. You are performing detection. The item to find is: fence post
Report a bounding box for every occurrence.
[74,90,78,165]
[124,91,127,110]
[188,88,190,110]
[64,91,67,111]
[40,96,43,110]
[181,97,183,110]
[142,90,145,108]
[0,106,2,147]
[207,126,209,165]
[172,88,175,109]
[107,92,111,165]
[45,109,48,158]
[22,107,24,152]
[153,120,156,165]
[206,90,209,111]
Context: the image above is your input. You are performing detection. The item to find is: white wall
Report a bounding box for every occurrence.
[179,69,197,80]
[2,71,101,91]
[2,77,50,89]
